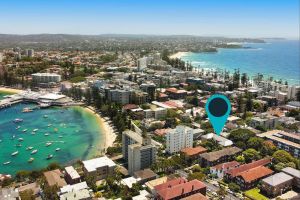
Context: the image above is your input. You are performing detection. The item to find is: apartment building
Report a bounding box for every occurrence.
[82,156,116,180]
[166,125,194,154]
[258,130,300,158]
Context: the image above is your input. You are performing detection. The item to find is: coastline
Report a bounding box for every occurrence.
[83,106,117,152]
[169,51,189,59]
[0,87,23,94]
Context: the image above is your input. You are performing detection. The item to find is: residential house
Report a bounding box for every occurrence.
[210,161,240,179]
[261,172,293,197]
[180,146,207,162]
[199,147,242,167]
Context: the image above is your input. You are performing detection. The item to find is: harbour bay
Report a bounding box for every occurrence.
[0,102,104,175]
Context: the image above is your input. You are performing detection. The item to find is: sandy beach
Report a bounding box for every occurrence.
[169,51,188,59]
[84,106,117,151]
[0,87,23,94]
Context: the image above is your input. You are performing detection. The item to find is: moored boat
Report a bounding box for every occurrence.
[11,151,19,156]
[13,118,23,123]
[31,149,38,154]
[55,148,61,151]
[28,158,34,163]
[46,154,53,160]
[45,142,52,147]
[3,161,11,165]
[26,146,33,150]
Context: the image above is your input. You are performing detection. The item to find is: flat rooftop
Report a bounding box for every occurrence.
[83,156,116,172]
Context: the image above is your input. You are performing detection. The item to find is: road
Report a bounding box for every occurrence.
[204,181,241,200]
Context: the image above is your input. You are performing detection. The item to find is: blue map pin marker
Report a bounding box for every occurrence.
[205,94,231,135]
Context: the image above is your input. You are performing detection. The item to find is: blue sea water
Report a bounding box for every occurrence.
[180,40,300,85]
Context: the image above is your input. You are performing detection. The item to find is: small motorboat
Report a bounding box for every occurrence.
[45,142,52,147]
[11,151,19,156]
[44,133,50,136]
[55,148,61,151]
[33,129,39,132]
[22,129,28,133]
[26,146,33,150]
[13,118,23,123]
[18,138,24,142]
[3,161,11,165]
[31,149,38,155]
[46,154,53,160]
[28,158,34,163]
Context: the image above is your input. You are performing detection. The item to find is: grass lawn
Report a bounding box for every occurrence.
[244,188,269,200]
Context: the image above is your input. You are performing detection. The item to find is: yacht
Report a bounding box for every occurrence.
[18,138,24,142]
[46,154,53,160]
[26,146,33,150]
[55,148,61,151]
[16,126,21,130]
[44,133,50,136]
[11,151,19,156]
[31,149,38,154]
[13,118,23,123]
[28,158,34,163]
[3,161,11,165]
[43,115,48,118]
[33,129,39,132]
[22,129,28,133]
[45,142,52,147]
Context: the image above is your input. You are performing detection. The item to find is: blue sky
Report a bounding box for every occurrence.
[0,0,299,38]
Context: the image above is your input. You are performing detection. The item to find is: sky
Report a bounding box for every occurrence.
[0,0,299,38]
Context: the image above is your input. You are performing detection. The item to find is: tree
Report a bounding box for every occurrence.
[217,187,227,199]
[19,190,35,200]
[236,155,246,164]
[241,73,248,86]
[187,172,206,181]
[261,141,276,156]
[272,150,294,164]
[228,182,240,192]
[243,148,261,163]
[247,137,264,151]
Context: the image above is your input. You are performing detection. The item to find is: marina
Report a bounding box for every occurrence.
[0,101,104,175]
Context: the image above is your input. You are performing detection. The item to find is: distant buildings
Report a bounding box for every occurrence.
[199,147,242,167]
[166,125,194,154]
[25,49,34,57]
[249,113,279,129]
[82,156,116,180]
[32,73,61,87]
[59,182,91,200]
[258,130,300,158]
[0,188,20,200]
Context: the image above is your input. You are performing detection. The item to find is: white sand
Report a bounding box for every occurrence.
[169,52,188,59]
[0,87,23,94]
[84,106,117,151]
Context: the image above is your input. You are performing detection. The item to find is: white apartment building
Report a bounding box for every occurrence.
[166,125,194,154]
[82,156,116,180]
[32,73,61,84]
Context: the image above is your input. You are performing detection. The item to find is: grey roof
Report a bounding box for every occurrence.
[262,172,293,186]
[282,167,300,178]
[200,147,242,162]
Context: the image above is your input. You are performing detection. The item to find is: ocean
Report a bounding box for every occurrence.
[0,103,103,175]
[180,40,300,85]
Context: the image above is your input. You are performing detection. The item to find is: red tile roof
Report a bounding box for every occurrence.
[181,193,208,200]
[154,128,172,136]
[211,161,240,171]
[181,146,207,156]
[238,166,273,183]
[226,158,271,178]
[156,178,206,200]
[122,104,138,110]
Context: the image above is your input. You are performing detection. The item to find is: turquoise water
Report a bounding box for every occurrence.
[180,40,300,85]
[0,103,104,175]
